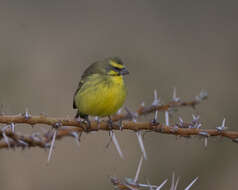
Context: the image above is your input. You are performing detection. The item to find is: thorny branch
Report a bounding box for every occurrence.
[0,90,236,152]
[110,155,198,190]
[0,118,238,149]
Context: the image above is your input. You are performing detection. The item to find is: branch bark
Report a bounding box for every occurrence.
[2,94,235,151]
[0,117,237,149]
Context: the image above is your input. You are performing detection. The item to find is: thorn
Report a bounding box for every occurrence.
[117,108,122,114]
[174,176,180,190]
[1,125,10,148]
[192,114,200,122]
[31,132,42,142]
[10,123,15,133]
[152,90,160,106]
[110,131,124,159]
[171,125,179,132]
[200,90,208,99]
[216,118,226,132]
[141,102,145,107]
[71,132,81,148]
[136,131,147,160]
[204,137,208,148]
[76,116,82,122]
[156,179,168,190]
[177,117,184,127]
[232,138,238,143]
[2,131,10,148]
[2,125,9,131]
[152,110,158,125]
[198,131,209,137]
[145,179,153,190]
[184,177,199,190]
[221,118,226,127]
[135,181,158,189]
[23,108,31,120]
[165,111,169,126]
[195,90,208,102]
[196,123,202,129]
[190,114,201,129]
[124,107,137,122]
[172,87,180,102]
[134,155,143,183]
[110,176,120,186]
[170,172,180,190]
[171,172,175,190]
[18,139,29,147]
[125,178,137,186]
[123,183,138,190]
[47,129,57,163]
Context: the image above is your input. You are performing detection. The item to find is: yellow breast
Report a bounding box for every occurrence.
[75,74,126,117]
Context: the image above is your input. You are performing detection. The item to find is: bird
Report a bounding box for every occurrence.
[73,57,129,129]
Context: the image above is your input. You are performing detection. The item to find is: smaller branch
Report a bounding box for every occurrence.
[112,97,205,122]
[0,120,238,150]
[110,155,198,190]
[0,130,49,149]
[0,127,81,149]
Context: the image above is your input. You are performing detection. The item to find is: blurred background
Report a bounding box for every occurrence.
[0,0,237,189]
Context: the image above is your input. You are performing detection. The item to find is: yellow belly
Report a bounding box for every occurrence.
[75,74,126,117]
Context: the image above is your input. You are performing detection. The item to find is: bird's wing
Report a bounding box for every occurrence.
[73,80,84,109]
[73,62,100,109]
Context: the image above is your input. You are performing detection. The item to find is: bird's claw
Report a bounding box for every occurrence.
[76,118,91,133]
[108,116,113,136]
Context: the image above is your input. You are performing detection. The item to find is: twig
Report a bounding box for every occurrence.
[114,90,207,122]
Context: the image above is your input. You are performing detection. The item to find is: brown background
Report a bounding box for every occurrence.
[0,0,237,189]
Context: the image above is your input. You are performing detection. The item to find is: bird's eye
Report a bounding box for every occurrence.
[107,66,123,76]
[112,66,122,72]
[108,60,126,75]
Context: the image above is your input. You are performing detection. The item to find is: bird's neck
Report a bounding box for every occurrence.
[109,75,124,86]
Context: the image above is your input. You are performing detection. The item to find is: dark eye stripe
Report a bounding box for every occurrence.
[112,66,122,72]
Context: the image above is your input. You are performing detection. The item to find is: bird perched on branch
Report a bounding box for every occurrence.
[73,57,129,129]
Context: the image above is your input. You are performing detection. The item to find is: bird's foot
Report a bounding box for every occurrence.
[75,117,91,133]
[108,116,113,136]
[83,119,91,133]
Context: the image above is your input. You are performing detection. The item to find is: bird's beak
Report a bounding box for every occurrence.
[120,67,129,75]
